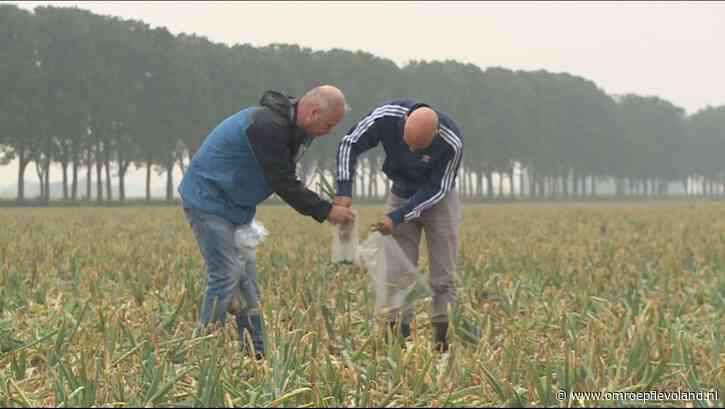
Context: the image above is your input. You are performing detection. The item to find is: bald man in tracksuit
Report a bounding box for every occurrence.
[335,100,463,352]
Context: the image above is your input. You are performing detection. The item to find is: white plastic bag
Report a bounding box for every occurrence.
[235,219,269,250]
[331,212,359,264]
[358,232,432,315]
[230,219,268,313]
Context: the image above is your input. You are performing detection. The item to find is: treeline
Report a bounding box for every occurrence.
[2,4,725,203]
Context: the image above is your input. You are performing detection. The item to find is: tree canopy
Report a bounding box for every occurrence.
[2,4,724,202]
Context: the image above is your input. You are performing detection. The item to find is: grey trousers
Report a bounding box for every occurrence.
[385,190,461,324]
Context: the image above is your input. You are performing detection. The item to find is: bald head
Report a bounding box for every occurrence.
[302,85,349,116]
[297,85,348,137]
[404,107,439,152]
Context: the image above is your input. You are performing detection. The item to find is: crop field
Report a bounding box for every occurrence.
[0,202,723,407]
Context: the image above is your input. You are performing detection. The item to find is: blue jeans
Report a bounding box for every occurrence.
[183,206,260,328]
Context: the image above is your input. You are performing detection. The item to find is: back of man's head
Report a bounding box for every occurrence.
[297,85,349,137]
[301,85,349,116]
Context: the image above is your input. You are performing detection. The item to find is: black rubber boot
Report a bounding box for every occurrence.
[433,322,449,353]
[236,312,265,360]
[386,321,411,346]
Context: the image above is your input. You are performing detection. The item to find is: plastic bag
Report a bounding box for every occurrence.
[230,219,268,314]
[235,219,269,250]
[331,212,359,264]
[358,232,432,315]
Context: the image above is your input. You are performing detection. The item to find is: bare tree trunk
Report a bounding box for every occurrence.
[634,178,639,197]
[86,155,92,201]
[62,161,68,200]
[645,179,650,198]
[683,178,688,197]
[461,170,467,198]
[646,178,651,198]
[548,175,554,198]
[626,178,632,198]
[177,152,186,176]
[119,162,128,203]
[379,157,386,199]
[508,167,515,199]
[655,179,661,198]
[550,176,556,198]
[459,169,466,199]
[529,169,537,199]
[105,149,112,201]
[559,170,565,199]
[17,147,27,202]
[368,165,375,199]
[614,178,622,198]
[546,176,553,199]
[498,171,505,198]
[632,179,638,198]
[43,157,51,202]
[538,176,545,200]
[642,178,647,198]
[471,170,477,198]
[71,156,78,202]
[35,161,44,201]
[693,177,698,196]
[357,163,365,199]
[166,160,174,202]
[96,143,103,203]
[519,167,525,198]
[484,168,494,200]
[469,170,475,198]
[702,178,707,198]
[146,160,152,203]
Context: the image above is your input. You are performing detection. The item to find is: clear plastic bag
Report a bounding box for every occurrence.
[358,232,432,315]
[230,219,268,314]
[331,212,360,264]
[235,219,269,250]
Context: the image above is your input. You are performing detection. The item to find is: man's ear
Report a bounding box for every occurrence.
[311,104,322,122]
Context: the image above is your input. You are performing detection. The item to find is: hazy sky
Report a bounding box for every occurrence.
[2,0,725,187]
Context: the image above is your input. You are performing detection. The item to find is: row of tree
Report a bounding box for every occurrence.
[2,4,725,203]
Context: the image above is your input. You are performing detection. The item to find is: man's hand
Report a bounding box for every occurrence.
[328,205,356,225]
[333,195,352,208]
[379,216,394,235]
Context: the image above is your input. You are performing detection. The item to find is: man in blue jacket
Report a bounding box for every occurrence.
[335,101,463,352]
[179,85,355,360]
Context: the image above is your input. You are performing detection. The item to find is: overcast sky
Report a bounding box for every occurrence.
[2,1,724,187]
